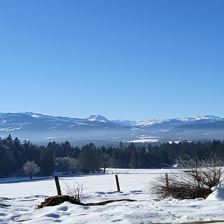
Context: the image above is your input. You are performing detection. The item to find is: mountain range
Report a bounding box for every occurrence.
[0,112,224,145]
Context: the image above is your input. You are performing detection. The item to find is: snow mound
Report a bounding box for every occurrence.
[206,187,224,201]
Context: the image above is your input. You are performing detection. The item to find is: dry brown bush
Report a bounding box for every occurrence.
[155,158,224,199]
[63,182,84,203]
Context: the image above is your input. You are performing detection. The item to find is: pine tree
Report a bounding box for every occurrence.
[39,150,55,175]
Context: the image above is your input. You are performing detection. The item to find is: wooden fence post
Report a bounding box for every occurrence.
[54,176,62,195]
[115,175,121,192]
[165,173,169,188]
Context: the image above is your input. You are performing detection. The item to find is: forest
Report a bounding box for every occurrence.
[1,135,224,177]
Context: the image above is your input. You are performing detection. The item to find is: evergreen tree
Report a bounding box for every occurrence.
[39,150,55,175]
[79,143,100,173]
[129,148,138,168]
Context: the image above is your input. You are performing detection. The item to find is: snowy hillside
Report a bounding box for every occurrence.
[1,169,224,223]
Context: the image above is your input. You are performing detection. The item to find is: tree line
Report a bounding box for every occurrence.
[1,135,224,177]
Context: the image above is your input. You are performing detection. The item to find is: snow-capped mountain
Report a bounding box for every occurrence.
[0,112,224,145]
[87,115,109,123]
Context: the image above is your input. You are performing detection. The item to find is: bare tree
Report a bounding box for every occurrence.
[23,161,40,180]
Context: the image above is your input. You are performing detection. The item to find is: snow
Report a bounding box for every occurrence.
[206,187,224,201]
[44,137,55,140]
[25,112,42,119]
[128,136,159,143]
[31,114,41,119]
[0,119,6,124]
[134,119,165,127]
[87,115,108,123]
[128,139,158,143]
[129,127,142,131]
[0,127,22,132]
[167,140,192,144]
[1,169,224,224]
[177,115,223,122]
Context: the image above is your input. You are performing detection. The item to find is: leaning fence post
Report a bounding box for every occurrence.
[115,175,121,192]
[54,176,62,195]
[165,173,169,188]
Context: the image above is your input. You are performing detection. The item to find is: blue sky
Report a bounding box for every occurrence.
[0,0,224,120]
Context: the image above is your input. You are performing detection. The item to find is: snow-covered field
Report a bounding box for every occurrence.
[0,169,224,224]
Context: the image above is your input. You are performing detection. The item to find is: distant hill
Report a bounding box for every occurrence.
[0,112,224,145]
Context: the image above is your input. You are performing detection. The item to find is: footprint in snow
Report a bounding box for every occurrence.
[46,213,60,219]
[57,206,69,211]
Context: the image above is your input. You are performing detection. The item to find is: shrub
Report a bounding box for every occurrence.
[155,158,223,199]
[64,183,84,203]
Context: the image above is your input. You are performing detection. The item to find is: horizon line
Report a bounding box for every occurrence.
[0,111,223,122]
